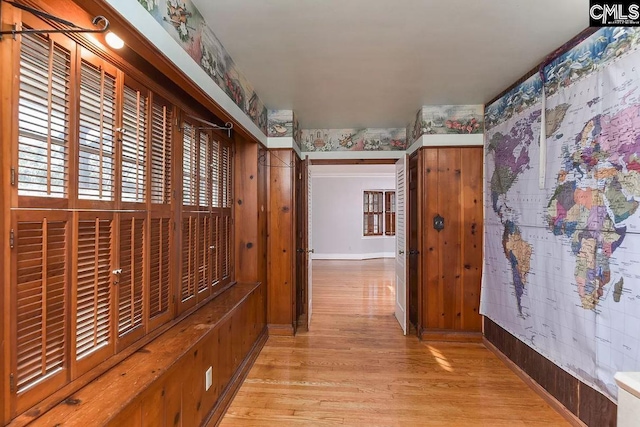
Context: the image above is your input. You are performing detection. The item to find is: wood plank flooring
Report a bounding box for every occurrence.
[221,259,569,426]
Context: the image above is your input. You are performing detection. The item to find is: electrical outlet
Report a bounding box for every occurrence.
[205,366,213,391]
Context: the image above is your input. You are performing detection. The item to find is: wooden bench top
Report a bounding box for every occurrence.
[23,282,261,426]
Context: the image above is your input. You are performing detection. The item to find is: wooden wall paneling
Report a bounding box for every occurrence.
[164,367,184,427]
[484,317,617,426]
[422,149,440,331]
[181,343,206,427]
[578,381,617,426]
[257,145,268,305]
[200,328,220,417]
[218,316,233,395]
[460,148,483,332]
[438,148,463,330]
[106,401,142,427]
[234,136,259,282]
[139,383,165,426]
[267,149,295,335]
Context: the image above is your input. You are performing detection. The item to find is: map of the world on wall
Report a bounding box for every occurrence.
[481,27,640,401]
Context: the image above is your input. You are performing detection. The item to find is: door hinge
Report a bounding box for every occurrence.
[9,229,14,249]
[9,373,15,393]
[10,167,16,186]
[298,172,302,180]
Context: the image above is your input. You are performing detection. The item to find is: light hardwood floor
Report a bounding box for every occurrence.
[221,259,569,426]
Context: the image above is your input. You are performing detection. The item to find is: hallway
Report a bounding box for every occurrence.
[221,259,569,426]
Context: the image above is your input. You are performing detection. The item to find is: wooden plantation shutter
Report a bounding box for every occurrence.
[78,59,116,202]
[13,212,69,412]
[17,33,70,201]
[385,191,396,236]
[210,139,220,288]
[116,214,145,349]
[150,97,172,205]
[121,82,148,204]
[148,94,173,329]
[73,214,114,376]
[182,122,197,207]
[220,143,233,282]
[363,191,383,236]
[148,216,171,327]
[181,216,197,308]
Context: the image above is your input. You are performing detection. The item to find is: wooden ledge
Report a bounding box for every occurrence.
[23,282,261,427]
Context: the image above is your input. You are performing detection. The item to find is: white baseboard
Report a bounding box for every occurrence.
[312,252,395,260]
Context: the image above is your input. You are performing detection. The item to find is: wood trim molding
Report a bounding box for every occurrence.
[267,324,294,336]
[311,159,398,165]
[420,330,483,343]
[483,337,587,427]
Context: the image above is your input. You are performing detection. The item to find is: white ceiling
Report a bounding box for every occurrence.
[193,0,589,129]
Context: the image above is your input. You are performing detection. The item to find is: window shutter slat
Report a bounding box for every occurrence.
[198,132,210,208]
[118,217,144,337]
[75,218,112,360]
[78,61,116,201]
[149,217,170,318]
[181,217,197,302]
[18,33,70,198]
[211,140,220,208]
[197,215,209,296]
[15,218,67,392]
[151,102,172,204]
[182,124,196,206]
[222,145,232,208]
[121,86,147,203]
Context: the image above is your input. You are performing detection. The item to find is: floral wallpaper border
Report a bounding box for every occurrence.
[137,0,268,134]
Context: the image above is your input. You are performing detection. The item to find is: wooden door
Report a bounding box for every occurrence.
[295,157,309,332]
[408,154,420,332]
[421,147,483,340]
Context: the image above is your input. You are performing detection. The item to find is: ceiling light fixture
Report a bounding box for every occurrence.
[105,31,124,49]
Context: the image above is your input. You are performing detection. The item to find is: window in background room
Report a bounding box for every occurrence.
[363,190,383,236]
[385,191,396,236]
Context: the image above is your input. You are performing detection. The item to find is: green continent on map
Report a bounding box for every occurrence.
[546,103,571,136]
[547,108,640,309]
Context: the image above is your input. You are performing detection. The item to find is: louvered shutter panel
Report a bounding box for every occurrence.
[149,217,170,321]
[15,217,68,395]
[222,145,232,208]
[151,100,172,204]
[78,60,116,201]
[117,215,144,343]
[197,215,210,299]
[221,216,231,280]
[17,33,70,199]
[210,216,219,287]
[198,131,210,208]
[181,217,197,304]
[182,123,197,206]
[75,217,113,365]
[121,85,147,203]
[211,139,220,208]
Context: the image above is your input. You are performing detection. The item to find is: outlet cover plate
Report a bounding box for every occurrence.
[205,366,213,391]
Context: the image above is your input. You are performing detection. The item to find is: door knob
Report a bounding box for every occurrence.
[297,248,305,253]
[433,214,445,232]
[399,250,405,255]
[409,249,420,255]
[307,249,315,253]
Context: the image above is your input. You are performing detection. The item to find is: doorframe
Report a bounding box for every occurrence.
[408,151,423,336]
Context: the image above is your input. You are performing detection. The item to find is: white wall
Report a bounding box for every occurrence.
[311,164,396,259]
